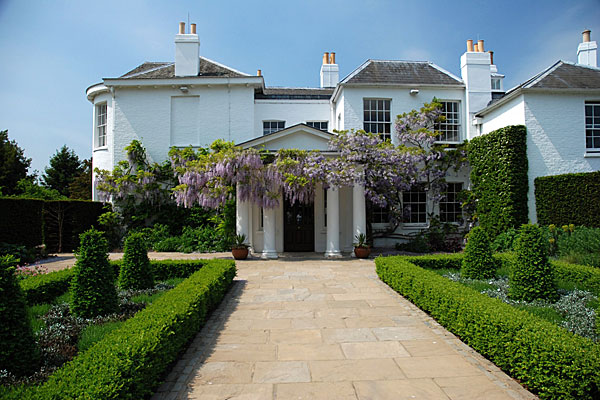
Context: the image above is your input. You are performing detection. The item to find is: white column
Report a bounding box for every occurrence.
[353,183,366,240]
[262,206,278,259]
[235,186,249,240]
[325,186,342,258]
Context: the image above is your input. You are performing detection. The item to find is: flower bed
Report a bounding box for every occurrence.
[376,255,600,400]
[2,259,236,399]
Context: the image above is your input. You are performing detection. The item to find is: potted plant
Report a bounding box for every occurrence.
[231,234,250,260]
[353,233,371,259]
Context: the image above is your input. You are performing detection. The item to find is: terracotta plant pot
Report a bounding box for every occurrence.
[354,246,371,259]
[232,247,249,260]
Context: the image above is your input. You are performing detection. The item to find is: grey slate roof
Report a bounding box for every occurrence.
[117,57,249,79]
[343,60,463,86]
[255,87,334,100]
[521,61,600,90]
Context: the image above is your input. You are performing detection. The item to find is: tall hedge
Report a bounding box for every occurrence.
[468,125,528,239]
[535,171,600,228]
[0,198,44,248]
[0,198,106,252]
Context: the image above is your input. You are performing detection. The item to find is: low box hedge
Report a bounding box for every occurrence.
[376,256,600,399]
[20,259,225,305]
[3,259,236,399]
[404,252,600,296]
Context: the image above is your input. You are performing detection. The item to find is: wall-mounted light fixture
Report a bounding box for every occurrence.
[179,86,189,93]
[410,89,419,95]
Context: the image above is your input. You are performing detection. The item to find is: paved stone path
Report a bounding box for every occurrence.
[154,258,535,400]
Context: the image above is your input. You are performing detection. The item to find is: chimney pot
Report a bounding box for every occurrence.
[190,23,197,34]
[257,69,262,76]
[323,52,330,64]
[467,39,474,52]
[179,22,185,34]
[583,29,591,42]
[329,52,336,64]
[489,51,494,65]
[478,39,484,52]
[473,43,479,52]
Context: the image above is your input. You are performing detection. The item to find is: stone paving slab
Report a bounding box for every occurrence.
[153,258,537,400]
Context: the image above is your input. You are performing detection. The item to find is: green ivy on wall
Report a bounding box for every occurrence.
[468,125,528,239]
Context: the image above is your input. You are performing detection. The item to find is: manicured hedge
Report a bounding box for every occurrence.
[376,256,600,399]
[0,198,44,248]
[405,252,600,296]
[0,198,107,253]
[20,259,221,305]
[2,259,236,399]
[535,171,600,228]
[468,125,528,239]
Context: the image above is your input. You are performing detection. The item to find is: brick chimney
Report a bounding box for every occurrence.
[577,29,597,67]
[320,51,339,88]
[175,22,200,77]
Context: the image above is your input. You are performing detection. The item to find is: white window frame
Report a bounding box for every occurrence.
[585,101,600,153]
[363,98,392,141]
[95,103,107,148]
[263,120,285,135]
[306,121,328,132]
[491,78,502,91]
[402,185,427,225]
[435,100,461,143]
[439,182,463,224]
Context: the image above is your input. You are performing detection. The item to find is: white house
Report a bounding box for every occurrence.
[86,23,599,257]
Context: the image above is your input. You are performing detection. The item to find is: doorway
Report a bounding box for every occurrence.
[283,199,315,252]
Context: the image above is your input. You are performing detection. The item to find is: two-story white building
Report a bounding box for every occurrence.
[86,23,599,257]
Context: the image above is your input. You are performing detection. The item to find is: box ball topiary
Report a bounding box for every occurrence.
[461,226,496,279]
[0,255,40,377]
[509,224,558,302]
[70,228,119,318]
[119,231,154,290]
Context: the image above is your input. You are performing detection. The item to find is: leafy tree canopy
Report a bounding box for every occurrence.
[0,130,32,195]
[68,158,92,200]
[42,145,84,197]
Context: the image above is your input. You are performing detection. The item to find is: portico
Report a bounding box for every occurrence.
[235,124,367,258]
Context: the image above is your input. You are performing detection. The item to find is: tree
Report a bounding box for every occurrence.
[42,145,84,197]
[69,158,92,200]
[0,130,32,195]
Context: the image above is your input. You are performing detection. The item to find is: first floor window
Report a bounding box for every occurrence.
[263,121,285,135]
[403,186,427,224]
[96,103,107,147]
[585,101,600,151]
[307,121,328,131]
[435,101,460,142]
[440,183,463,223]
[363,99,391,141]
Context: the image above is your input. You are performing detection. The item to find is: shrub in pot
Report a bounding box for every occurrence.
[231,234,249,260]
[353,233,371,259]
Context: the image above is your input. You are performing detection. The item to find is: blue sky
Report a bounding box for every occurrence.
[0,0,598,174]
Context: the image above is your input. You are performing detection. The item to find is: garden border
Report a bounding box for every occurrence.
[376,255,600,399]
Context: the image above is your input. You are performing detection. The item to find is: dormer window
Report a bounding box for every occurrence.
[491,78,502,91]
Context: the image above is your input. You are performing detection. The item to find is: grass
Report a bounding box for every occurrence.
[77,321,126,352]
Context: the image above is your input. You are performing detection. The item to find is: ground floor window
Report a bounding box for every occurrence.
[439,182,463,223]
[403,186,427,224]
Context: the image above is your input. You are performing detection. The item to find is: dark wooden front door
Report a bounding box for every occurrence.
[284,199,314,252]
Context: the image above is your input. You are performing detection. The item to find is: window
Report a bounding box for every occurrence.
[259,207,264,231]
[323,188,327,227]
[403,186,427,224]
[370,204,390,224]
[307,121,328,131]
[363,99,391,141]
[435,101,460,142]
[585,102,600,151]
[491,78,501,90]
[263,121,285,135]
[440,183,463,223]
[96,104,107,147]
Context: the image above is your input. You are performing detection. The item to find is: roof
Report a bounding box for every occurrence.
[477,61,600,116]
[117,57,250,79]
[237,123,335,151]
[341,60,463,86]
[255,87,333,100]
